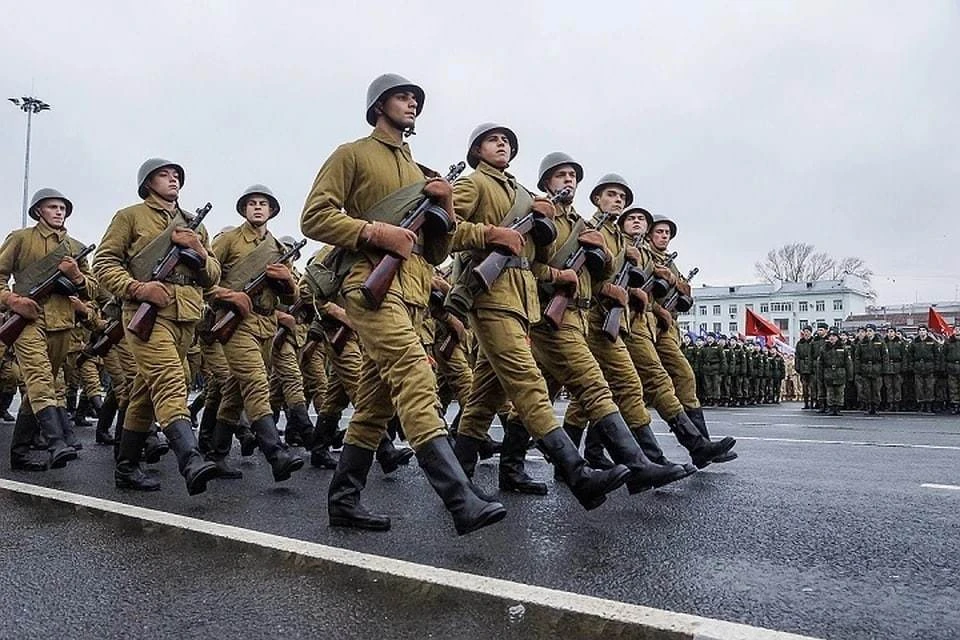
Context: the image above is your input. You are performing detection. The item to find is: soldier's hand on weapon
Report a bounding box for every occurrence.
[213,287,252,318]
[127,281,172,308]
[600,282,629,307]
[276,311,297,332]
[652,304,673,331]
[484,225,525,256]
[171,227,208,260]
[578,230,606,250]
[653,266,676,286]
[69,296,89,318]
[58,256,84,284]
[431,275,451,294]
[676,280,692,296]
[5,293,41,320]
[629,287,649,307]
[551,267,579,293]
[422,178,454,209]
[531,197,557,219]
[265,263,296,289]
[361,221,416,259]
[624,245,642,265]
[444,312,467,343]
[324,303,354,330]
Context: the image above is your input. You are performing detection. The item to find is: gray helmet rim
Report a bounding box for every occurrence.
[536,152,584,192]
[28,188,73,221]
[467,123,519,169]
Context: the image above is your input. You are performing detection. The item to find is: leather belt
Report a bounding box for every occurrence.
[163,273,197,286]
[566,298,593,310]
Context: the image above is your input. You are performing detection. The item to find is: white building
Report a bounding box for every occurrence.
[675,276,873,346]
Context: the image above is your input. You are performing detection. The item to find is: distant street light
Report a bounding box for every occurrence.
[9,96,51,228]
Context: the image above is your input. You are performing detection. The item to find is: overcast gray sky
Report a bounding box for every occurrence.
[2,1,957,304]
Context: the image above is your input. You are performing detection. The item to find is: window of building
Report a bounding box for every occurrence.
[815,318,826,327]
[712,305,721,316]
[833,299,843,311]
[775,318,789,331]
[760,303,769,313]
[799,319,809,329]
[815,300,825,312]
[712,322,722,333]
[798,301,808,312]
[729,322,738,333]
[679,322,690,331]
[728,304,738,314]
[699,322,708,333]
[834,319,842,328]
[698,305,707,316]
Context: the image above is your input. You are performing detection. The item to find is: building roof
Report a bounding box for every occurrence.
[692,277,872,300]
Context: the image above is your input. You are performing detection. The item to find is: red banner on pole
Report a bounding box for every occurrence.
[745,308,783,338]
[928,307,954,337]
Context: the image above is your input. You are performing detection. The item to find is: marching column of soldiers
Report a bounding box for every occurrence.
[15,71,953,535]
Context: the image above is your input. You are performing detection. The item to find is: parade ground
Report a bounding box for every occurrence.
[2,401,958,639]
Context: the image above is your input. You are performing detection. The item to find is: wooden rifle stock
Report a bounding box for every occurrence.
[427,287,460,359]
[210,238,308,344]
[273,298,305,351]
[360,162,466,310]
[0,243,96,346]
[662,267,699,313]
[127,203,212,342]
[78,319,125,365]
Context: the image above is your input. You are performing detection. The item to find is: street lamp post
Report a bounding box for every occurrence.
[8,96,51,228]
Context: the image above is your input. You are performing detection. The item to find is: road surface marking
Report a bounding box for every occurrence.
[920,483,960,491]
[682,435,960,451]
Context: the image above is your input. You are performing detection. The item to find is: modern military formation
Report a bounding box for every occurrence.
[793,323,960,416]
[681,333,787,407]
[4,72,943,537]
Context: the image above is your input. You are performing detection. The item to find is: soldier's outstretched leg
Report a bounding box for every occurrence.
[115,429,160,491]
[10,407,47,472]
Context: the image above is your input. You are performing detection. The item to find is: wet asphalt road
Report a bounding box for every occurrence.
[2,401,959,639]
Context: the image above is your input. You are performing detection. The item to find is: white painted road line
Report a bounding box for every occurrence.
[920,483,960,491]
[0,478,820,640]
[673,435,960,452]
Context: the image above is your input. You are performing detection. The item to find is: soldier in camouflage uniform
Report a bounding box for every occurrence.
[817,328,853,416]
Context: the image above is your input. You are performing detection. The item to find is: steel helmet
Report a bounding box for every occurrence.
[648,213,678,239]
[618,206,653,231]
[466,122,519,169]
[365,73,425,126]
[589,173,634,208]
[137,158,185,199]
[236,184,280,217]
[536,152,583,192]
[28,188,73,220]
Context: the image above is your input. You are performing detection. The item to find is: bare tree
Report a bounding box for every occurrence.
[755,243,875,296]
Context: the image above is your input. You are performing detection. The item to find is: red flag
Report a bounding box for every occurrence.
[927,307,954,337]
[745,308,783,338]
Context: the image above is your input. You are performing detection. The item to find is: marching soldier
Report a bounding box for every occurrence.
[1,188,96,471]
[910,325,940,414]
[94,158,219,494]
[208,185,305,482]
[301,74,506,535]
[0,347,19,422]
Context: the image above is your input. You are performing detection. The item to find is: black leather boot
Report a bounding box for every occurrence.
[668,412,736,469]
[583,423,616,470]
[205,420,242,479]
[328,444,391,531]
[163,419,218,496]
[74,396,91,427]
[498,419,547,495]
[59,407,82,450]
[95,391,118,445]
[143,425,169,463]
[553,423,584,483]
[417,436,506,536]
[115,429,160,491]
[284,403,313,448]
[685,408,737,464]
[376,434,414,474]
[10,408,47,471]
[66,389,77,416]
[0,391,16,422]
[114,406,126,461]
[188,392,205,428]
[90,394,103,417]
[453,433,485,478]
[592,413,689,493]
[477,434,502,460]
[236,418,258,457]
[631,424,698,478]
[197,400,218,456]
[309,414,338,469]
[36,406,77,468]
[251,415,304,482]
[539,428,630,510]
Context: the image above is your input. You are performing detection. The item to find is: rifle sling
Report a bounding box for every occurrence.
[127,210,190,282]
[13,237,85,295]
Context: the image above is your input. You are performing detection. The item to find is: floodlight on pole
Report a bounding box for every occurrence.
[9,96,51,228]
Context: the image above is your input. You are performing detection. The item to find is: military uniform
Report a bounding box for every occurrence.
[794,331,815,408]
[817,331,852,415]
[853,327,888,414]
[910,331,940,412]
[942,332,960,413]
[698,335,723,405]
[883,330,905,410]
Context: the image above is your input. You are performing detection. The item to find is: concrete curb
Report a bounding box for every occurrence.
[0,478,820,640]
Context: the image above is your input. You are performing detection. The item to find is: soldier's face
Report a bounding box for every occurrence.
[545,166,578,200]
[476,132,512,169]
[919,328,928,339]
[244,197,272,227]
[621,211,648,237]
[828,335,838,344]
[649,223,672,251]
[595,187,626,215]
[887,330,895,339]
[378,90,418,129]
[36,199,67,228]
[866,329,875,339]
[817,328,826,337]
[147,168,181,201]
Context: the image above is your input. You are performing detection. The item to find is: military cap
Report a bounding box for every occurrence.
[137,158,185,199]
[800,325,812,332]
[817,322,829,330]
[589,173,634,208]
[536,152,583,192]
[707,332,716,338]
[828,327,840,336]
[365,73,424,126]
[865,323,876,330]
[466,123,519,169]
[918,324,928,330]
[236,184,281,217]
[28,188,73,220]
